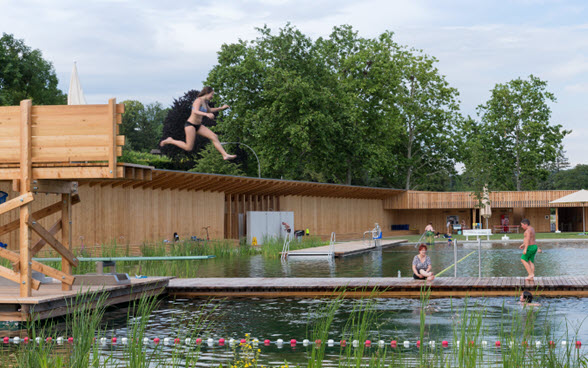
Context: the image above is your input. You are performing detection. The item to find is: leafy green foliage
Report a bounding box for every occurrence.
[206,24,462,187]
[460,75,570,192]
[0,33,66,105]
[119,149,174,169]
[551,164,588,190]
[190,145,245,176]
[121,100,168,152]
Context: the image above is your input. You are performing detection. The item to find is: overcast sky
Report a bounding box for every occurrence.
[1,0,587,167]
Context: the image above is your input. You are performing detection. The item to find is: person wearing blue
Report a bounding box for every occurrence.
[160,87,236,160]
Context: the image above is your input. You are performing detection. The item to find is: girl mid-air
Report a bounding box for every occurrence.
[160,87,236,160]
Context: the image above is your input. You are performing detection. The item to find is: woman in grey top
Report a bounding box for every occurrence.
[412,244,435,281]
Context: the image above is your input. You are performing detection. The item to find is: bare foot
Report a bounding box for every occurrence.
[525,276,534,281]
[223,154,237,160]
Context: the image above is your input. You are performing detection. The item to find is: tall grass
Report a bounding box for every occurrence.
[66,290,111,367]
[306,292,344,368]
[13,290,111,368]
[3,287,588,367]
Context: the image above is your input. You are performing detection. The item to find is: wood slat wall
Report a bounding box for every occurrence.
[0,102,124,172]
[384,190,581,210]
[0,181,224,250]
[279,195,393,239]
[389,207,552,233]
[224,194,280,239]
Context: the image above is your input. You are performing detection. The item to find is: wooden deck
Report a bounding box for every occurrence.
[167,276,588,298]
[0,276,171,323]
[286,239,407,257]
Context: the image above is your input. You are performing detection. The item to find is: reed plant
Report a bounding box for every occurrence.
[306,292,345,368]
[65,289,111,367]
[122,293,162,368]
[338,289,386,368]
[13,318,64,368]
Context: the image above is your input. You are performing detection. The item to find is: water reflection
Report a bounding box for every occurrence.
[188,240,588,278]
[90,296,588,366]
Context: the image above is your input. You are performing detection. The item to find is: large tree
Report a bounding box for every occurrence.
[0,33,66,105]
[205,24,462,186]
[462,75,570,191]
[551,165,588,190]
[121,100,168,152]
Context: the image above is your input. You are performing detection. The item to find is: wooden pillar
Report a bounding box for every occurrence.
[555,208,559,232]
[61,193,72,291]
[471,208,476,228]
[19,100,32,297]
[107,98,117,178]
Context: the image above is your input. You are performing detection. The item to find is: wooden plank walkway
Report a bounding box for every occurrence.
[0,276,171,323]
[168,276,588,299]
[286,239,407,257]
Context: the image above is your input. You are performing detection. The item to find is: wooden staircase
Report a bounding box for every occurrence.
[0,99,125,297]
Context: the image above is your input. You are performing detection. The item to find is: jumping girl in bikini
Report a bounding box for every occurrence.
[160,87,236,160]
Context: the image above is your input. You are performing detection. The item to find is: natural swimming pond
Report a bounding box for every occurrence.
[166,240,588,278]
[2,240,587,367]
[92,294,588,366]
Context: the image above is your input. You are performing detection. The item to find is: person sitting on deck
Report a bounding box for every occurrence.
[412,244,435,281]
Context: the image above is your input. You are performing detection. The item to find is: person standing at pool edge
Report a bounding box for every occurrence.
[520,218,541,281]
[160,87,236,160]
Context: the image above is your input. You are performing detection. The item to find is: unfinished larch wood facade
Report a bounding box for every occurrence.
[1,100,585,295]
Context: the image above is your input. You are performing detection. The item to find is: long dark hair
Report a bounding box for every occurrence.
[197,86,214,97]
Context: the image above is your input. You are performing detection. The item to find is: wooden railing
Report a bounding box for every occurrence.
[384,190,582,209]
[0,99,125,179]
[0,99,125,297]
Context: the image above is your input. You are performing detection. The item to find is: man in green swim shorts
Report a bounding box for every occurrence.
[519,219,542,281]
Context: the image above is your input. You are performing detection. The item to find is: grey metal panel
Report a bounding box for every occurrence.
[246,211,294,245]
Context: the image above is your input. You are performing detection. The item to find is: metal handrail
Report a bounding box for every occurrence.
[280,233,291,261]
[328,232,336,258]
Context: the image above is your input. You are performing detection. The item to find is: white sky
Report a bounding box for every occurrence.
[1,0,587,166]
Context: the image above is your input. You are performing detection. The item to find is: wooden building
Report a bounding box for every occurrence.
[1,99,586,297]
[1,169,583,250]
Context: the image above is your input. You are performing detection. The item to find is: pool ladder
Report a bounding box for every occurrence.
[281,232,335,260]
[280,233,292,261]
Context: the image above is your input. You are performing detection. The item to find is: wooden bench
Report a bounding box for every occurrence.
[493,225,520,233]
[463,229,492,241]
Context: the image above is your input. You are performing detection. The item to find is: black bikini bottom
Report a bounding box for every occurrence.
[184,121,202,131]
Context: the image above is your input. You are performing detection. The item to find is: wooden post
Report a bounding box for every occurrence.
[471,208,475,229]
[555,208,559,232]
[61,193,72,291]
[19,99,32,297]
[108,98,117,179]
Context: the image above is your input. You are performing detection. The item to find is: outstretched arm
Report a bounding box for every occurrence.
[209,104,230,113]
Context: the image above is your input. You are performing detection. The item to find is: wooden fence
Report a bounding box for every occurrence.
[0,99,125,179]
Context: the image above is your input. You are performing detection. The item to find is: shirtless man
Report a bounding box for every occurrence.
[519,219,542,281]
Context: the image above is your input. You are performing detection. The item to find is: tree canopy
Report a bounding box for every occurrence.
[202,24,462,187]
[121,100,168,152]
[460,75,570,192]
[0,33,66,105]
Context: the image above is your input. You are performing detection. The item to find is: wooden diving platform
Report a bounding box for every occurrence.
[285,239,407,258]
[0,276,171,325]
[167,276,588,298]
